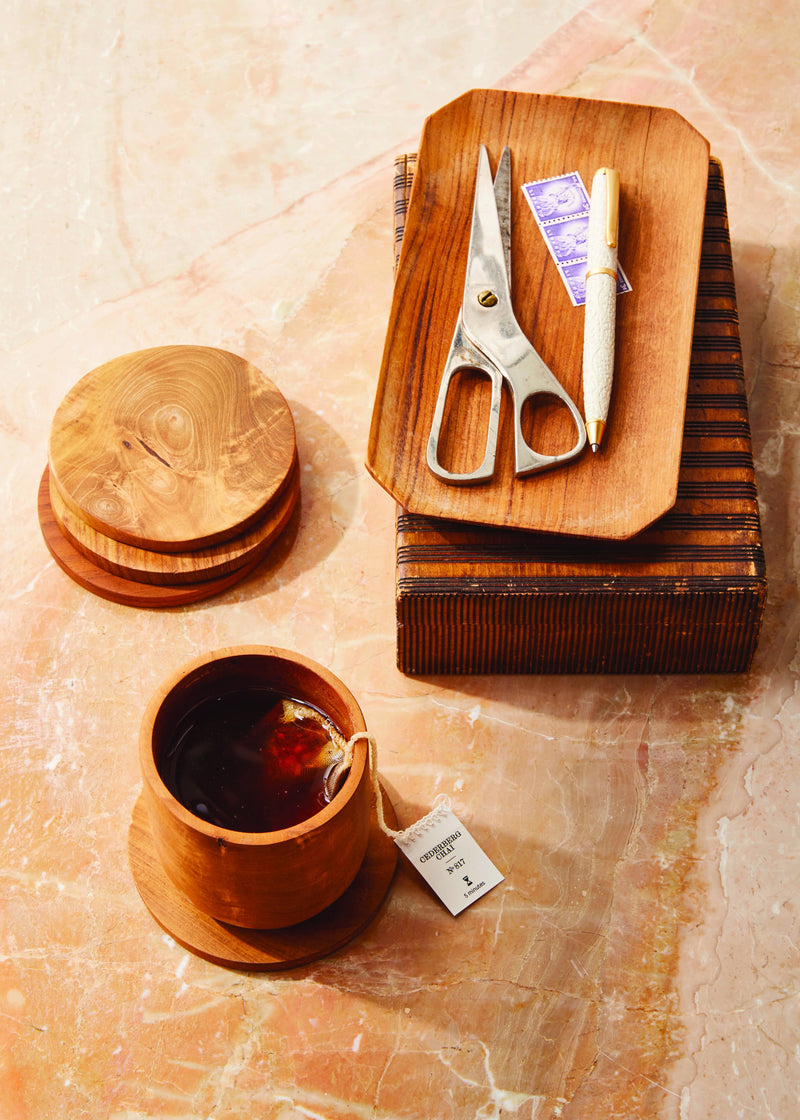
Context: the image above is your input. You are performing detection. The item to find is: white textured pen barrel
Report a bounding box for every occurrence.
[582,167,620,452]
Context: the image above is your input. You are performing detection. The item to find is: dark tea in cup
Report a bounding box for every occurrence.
[158,688,347,832]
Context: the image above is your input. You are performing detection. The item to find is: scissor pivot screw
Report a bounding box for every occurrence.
[477,289,498,307]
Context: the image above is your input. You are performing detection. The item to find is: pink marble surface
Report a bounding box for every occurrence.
[3,2,799,1117]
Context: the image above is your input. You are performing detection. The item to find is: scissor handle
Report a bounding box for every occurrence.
[503,348,588,475]
[426,318,502,485]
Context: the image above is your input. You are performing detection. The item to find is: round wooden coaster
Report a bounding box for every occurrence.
[48,458,299,586]
[128,787,398,971]
[49,345,297,552]
[38,467,298,607]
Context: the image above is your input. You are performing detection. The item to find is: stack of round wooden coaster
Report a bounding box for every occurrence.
[38,345,300,607]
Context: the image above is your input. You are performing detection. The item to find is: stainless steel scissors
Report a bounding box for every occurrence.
[426,145,587,484]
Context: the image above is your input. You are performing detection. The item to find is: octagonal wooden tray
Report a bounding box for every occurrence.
[366,89,710,538]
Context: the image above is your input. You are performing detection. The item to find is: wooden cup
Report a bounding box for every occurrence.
[139,646,371,930]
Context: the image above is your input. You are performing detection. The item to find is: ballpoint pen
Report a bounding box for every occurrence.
[582,167,620,452]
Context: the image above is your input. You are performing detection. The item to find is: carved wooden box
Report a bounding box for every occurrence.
[391,157,766,674]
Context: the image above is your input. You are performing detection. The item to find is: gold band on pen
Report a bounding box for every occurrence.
[585,266,618,281]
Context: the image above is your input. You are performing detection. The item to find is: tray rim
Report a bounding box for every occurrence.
[367,88,711,540]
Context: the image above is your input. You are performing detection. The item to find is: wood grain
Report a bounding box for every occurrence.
[49,456,299,586]
[49,345,296,551]
[393,159,767,674]
[367,89,710,538]
[128,786,398,970]
[38,467,298,607]
[138,648,381,932]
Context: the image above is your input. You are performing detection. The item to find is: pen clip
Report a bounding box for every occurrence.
[598,167,620,249]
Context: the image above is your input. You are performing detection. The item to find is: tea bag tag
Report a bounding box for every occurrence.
[392,798,504,916]
[342,735,504,916]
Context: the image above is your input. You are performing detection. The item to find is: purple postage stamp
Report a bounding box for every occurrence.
[544,216,590,264]
[560,260,590,305]
[561,260,632,306]
[521,172,589,223]
[522,170,632,306]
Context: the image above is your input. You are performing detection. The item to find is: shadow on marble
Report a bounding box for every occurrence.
[164,397,360,611]
[272,753,686,1114]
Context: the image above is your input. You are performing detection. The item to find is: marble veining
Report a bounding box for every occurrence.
[3,1,800,1118]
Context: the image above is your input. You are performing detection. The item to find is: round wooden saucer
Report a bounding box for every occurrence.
[38,467,299,607]
[49,345,297,552]
[47,457,300,587]
[128,786,398,971]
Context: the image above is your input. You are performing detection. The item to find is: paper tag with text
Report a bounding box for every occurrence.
[394,807,504,916]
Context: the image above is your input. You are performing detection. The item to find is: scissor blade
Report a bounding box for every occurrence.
[493,146,512,291]
[463,145,512,309]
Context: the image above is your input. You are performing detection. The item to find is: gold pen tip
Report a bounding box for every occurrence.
[585,419,606,450]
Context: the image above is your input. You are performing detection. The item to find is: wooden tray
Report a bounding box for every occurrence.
[367,90,710,538]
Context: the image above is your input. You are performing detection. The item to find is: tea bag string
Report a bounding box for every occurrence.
[339,732,452,842]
